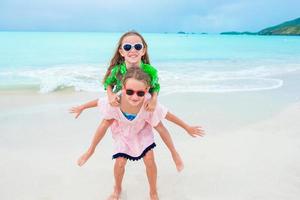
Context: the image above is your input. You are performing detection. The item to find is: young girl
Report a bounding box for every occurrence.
[78,68,204,200]
[70,31,202,171]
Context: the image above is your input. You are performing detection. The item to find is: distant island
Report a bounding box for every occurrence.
[221,17,300,36]
[177,31,207,35]
[221,31,257,35]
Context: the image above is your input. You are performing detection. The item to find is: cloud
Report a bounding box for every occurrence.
[0,0,299,32]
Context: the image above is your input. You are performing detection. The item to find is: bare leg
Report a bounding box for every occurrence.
[108,157,127,200]
[154,122,184,172]
[78,119,113,166]
[143,150,159,200]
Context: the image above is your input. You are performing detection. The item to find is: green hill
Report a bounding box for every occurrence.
[258,17,300,35]
[220,17,300,36]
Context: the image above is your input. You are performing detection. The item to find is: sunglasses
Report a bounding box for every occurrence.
[122,43,144,51]
[125,89,146,97]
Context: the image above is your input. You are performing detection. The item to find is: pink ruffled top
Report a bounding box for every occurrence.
[97,95,168,160]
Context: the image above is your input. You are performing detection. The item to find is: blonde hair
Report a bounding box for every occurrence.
[103,31,150,83]
[122,67,151,88]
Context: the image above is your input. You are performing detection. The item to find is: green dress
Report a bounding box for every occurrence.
[104,62,160,94]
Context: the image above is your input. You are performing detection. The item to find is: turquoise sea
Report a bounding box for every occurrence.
[2,32,300,200]
[1,31,300,98]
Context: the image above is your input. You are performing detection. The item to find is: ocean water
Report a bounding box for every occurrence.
[0,31,300,96]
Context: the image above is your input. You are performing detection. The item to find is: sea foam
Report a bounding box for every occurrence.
[0,62,299,94]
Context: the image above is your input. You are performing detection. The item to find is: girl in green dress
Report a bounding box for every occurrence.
[70,31,203,173]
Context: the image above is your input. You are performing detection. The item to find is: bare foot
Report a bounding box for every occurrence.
[107,187,121,200]
[77,151,93,166]
[150,192,159,200]
[171,151,184,172]
[107,194,120,200]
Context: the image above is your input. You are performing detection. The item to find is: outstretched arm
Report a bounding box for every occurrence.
[77,119,113,166]
[69,99,98,118]
[69,85,120,118]
[165,112,205,137]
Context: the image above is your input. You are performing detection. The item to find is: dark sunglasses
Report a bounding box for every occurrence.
[122,43,144,51]
[125,89,146,97]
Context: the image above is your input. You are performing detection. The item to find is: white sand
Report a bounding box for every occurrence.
[0,91,299,200]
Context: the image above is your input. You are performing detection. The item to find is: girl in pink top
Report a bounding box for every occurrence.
[98,92,167,160]
[71,31,203,172]
[78,67,205,200]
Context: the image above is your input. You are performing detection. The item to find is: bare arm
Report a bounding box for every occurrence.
[69,99,98,118]
[144,91,158,112]
[106,85,114,97]
[165,112,205,137]
[151,92,158,101]
[81,99,98,109]
[107,85,120,106]
[166,112,188,129]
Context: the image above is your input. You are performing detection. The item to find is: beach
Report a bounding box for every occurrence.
[1,32,300,199]
[1,89,300,200]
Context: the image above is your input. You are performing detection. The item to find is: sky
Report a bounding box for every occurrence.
[0,0,299,33]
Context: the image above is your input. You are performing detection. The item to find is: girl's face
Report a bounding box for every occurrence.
[122,78,149,107]
[119,35,146,66]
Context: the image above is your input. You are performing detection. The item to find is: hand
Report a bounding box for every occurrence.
[185,126,205,137]
[144,98,157,112]
[77,150,94,167]
[108,93,120,107]
[69,105,85,119]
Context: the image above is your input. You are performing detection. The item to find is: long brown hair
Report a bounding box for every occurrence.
[103,31,151,84]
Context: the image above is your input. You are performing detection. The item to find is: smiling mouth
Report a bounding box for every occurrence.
[130,99,140,103]
[128,55,138,58]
